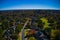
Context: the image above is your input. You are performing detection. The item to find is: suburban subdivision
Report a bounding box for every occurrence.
[0,10,60,40]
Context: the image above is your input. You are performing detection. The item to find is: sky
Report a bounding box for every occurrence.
[0,0,60,10]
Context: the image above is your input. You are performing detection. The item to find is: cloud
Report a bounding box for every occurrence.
[0,4,59,10]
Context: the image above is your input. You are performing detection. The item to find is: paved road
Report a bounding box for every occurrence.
[21,19,29,40]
